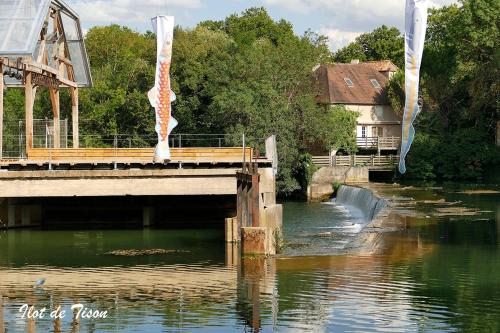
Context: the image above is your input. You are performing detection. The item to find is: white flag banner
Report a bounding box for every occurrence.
[148,15,178,163]
[399,0,428,174]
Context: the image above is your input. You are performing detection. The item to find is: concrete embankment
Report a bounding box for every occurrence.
[308,166,369,202]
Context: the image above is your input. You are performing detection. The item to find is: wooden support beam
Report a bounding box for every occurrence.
[25,72,33,152]
[71,87,79,148]
[0,62,3,158]
[55,55,73,67]
[49,88,60,148]
[58,77,77,88]
[1,57,77,88]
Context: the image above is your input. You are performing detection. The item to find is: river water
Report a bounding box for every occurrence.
[0,182,499,332]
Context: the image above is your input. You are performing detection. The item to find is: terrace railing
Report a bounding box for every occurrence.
[311,154,399,170]
[356,136,400,150]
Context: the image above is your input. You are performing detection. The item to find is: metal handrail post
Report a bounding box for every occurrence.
[113,134,117,170]
[48,124,52,171]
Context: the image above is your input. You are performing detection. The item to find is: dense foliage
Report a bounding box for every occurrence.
[2,8,357,194]
[334,25,405,68]
[335,0,499,180]
[2,0,498,189]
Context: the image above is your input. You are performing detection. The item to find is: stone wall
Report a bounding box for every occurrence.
[308,166,369,202]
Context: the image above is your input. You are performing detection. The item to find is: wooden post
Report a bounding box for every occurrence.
[25,71,33,153]
[0,62,3,159]
[71,87,78,148]
[50,88,60,148]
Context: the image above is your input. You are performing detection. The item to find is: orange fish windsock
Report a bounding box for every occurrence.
[148,16,177,162]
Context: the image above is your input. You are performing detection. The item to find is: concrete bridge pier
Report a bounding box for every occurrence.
[227,162,282,256]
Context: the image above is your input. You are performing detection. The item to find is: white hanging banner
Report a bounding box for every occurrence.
[399,0,428,174]
[148,15,178,163]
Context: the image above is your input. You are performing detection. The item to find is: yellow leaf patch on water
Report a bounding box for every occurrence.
[457,190,500,195]
[105,249,190,256]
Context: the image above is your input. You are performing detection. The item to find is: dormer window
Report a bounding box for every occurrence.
[370,79,381,88]
[344,78,354,87]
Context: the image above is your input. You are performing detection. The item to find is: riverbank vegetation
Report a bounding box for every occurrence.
[2,0,498,193]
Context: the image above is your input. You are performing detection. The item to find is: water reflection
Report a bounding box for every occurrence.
[0,228,498,332]
[0,183,499,332]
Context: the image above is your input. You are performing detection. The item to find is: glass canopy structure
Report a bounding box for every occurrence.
[1,0,92,157]
[0,0,92,87]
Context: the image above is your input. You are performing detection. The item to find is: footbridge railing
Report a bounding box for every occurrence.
[311,155,399,170]
[0,134,277,168]
[356,136,400,150]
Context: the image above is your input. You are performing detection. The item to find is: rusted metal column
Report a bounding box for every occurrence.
[242,173,249,227]
[237,176,243,230]
[251,164,260,228]
[247,179,253,227]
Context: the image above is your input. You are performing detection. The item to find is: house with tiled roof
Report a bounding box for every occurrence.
[314,60,401,152]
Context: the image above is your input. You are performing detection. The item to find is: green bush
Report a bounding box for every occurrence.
[405,129,499,180]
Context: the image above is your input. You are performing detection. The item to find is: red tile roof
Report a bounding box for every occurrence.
[315,62,397,105]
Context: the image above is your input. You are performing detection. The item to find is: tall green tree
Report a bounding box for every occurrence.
[80,25,157,145]
[198,9,334,193]
[334,25,404,67]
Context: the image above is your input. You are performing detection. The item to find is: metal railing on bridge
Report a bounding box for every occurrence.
[0,131,277,170]
[1,132,269,158]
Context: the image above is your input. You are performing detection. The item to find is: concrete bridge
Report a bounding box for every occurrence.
[0,137,282,255]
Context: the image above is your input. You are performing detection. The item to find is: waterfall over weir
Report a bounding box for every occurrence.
[336,185,387,221]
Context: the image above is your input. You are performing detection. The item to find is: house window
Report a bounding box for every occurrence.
[344,78,354,87]
[361,126,366,138]
[371,126,384,137]
[370,79,381,88]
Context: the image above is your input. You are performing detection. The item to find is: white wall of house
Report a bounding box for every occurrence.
[356,124,401,137]
[343,104,402,138]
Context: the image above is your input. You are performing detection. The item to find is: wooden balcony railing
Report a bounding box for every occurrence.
[356,136,400,150]
[311,154,399,170]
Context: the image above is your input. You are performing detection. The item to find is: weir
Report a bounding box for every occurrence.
[336,185,387,221]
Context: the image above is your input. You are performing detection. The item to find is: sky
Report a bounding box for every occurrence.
[67,0,458,51]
